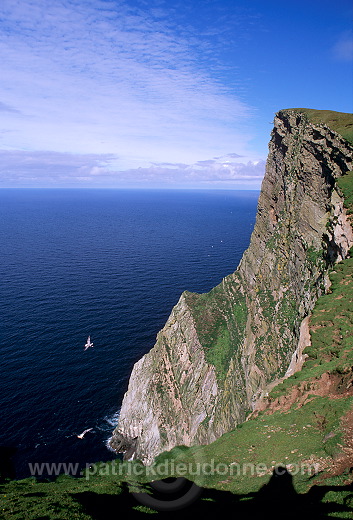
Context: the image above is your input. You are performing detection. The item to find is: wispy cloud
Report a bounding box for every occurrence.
[0,101,21,113]
[0,150,116,185]
[0,0,259,178]
[0,149,265,188]
[134,155,265,187]
[331,31,353,62]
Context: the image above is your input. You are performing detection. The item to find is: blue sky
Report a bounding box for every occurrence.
[0,0,352,188]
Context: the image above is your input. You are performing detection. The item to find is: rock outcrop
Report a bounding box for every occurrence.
[110,109,353,464]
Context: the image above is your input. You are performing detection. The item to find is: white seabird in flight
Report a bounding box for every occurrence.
[76,428,93,439]
[84,336,94,351]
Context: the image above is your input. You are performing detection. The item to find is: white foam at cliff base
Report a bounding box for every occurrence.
[104,408,121,427]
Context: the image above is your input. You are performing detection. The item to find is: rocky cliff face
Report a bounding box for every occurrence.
[110,109,353,464]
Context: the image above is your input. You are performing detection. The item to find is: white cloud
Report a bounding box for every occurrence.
[0,149,265,188]
[0,0,260,178]
[332,32,353,62]
[0,101,21,113]
[0,150,115,184]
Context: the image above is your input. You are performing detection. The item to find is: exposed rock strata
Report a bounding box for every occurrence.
[110,110,353,463]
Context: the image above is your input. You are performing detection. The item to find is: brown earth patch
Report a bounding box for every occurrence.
[320,407,353,481]
[253,368,353,416]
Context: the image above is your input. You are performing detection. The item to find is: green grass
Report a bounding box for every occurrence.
[269,253,353,398]
[285,108,353,145]
[338,170,353,213]
[184,278,248,383]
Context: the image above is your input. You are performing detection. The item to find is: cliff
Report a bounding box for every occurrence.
[110,109,353,464]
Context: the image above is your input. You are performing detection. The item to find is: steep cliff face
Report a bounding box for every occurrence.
[110,109,353,463]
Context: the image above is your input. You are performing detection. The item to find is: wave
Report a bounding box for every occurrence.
[101,408,121,429]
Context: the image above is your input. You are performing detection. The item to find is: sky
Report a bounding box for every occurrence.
[0,0,352,189]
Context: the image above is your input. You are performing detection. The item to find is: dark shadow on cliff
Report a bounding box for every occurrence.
[71,469,353,520]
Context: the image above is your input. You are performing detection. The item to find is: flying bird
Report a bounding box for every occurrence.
[84,336,94,350]
[77,428,93,439]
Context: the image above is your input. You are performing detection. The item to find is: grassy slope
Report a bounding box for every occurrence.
[288,108,353,145]
[1,111,353,518]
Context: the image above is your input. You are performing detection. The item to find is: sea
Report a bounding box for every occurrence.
[0,188,259,478]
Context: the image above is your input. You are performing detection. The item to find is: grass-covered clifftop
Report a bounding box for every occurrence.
[2,110,353,518]
[289,108,353,145]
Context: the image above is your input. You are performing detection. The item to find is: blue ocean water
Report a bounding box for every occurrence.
[0,189,258,478]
